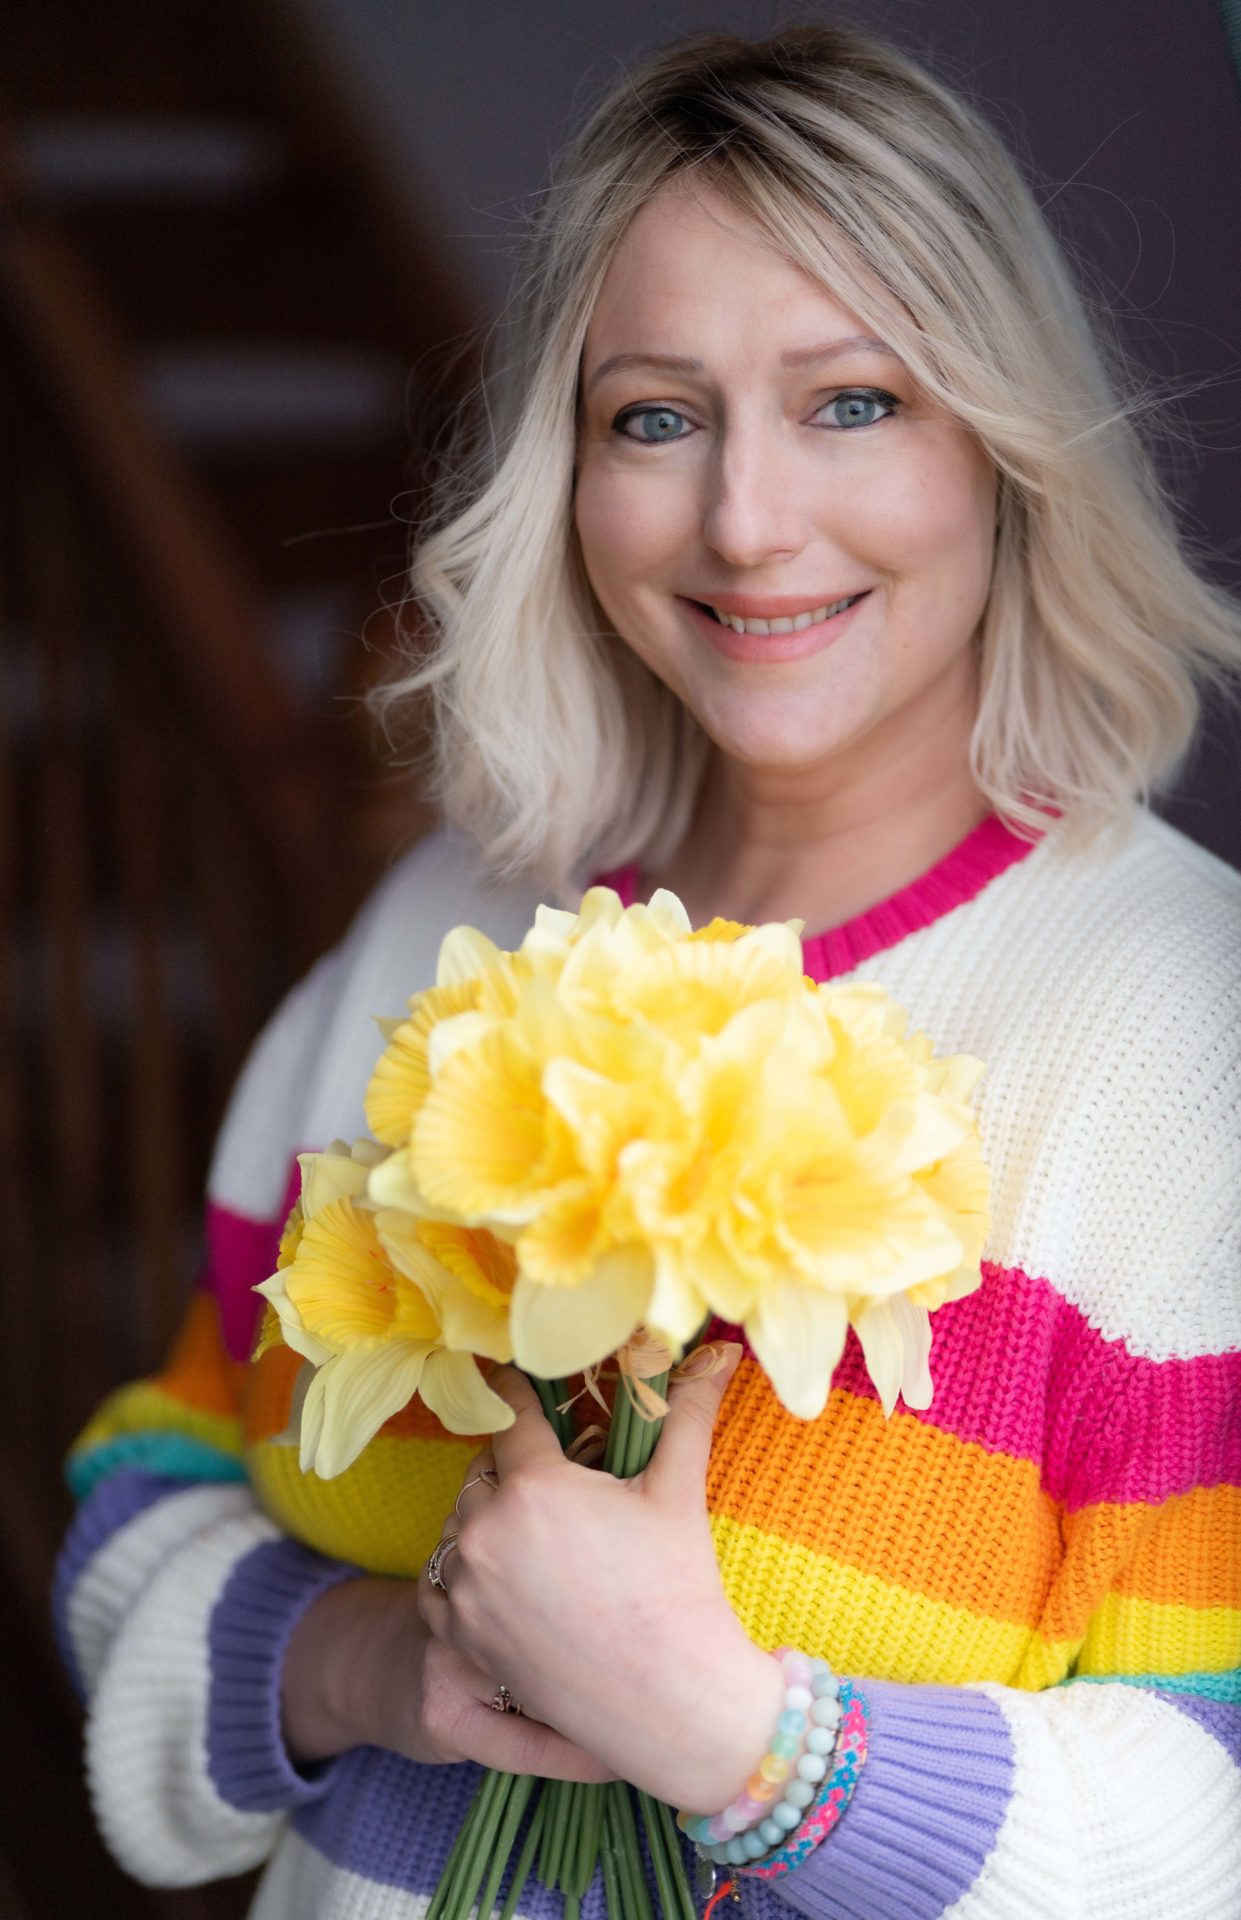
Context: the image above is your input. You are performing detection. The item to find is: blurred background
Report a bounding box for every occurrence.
[1,1,1238,1912]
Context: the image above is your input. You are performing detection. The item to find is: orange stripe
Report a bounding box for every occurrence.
[706,1357,1060,1627]
[156,1289,247,1419]
[1108,1483,1241,1609]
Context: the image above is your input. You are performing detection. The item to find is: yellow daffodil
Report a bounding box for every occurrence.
[255,1189,513,1477]
[263,886,990,1448]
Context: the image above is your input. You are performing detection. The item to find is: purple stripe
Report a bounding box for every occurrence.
[207,1537,360,1813]
[1155,1690,1241,1769]
[292,1753,601,1910]
[287,1689,1010,1919]
[772,1681,1013,1920]
[52,1470,189,1700]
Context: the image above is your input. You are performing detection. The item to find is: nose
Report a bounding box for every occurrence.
[701,419,807,569]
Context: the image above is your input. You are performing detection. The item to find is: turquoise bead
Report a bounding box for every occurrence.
[777,1709,807,1737]
[784,1779,815,1809]
[771,1731,799,1759]
[806,1726,836,1756]
[742,1829,769,1861]
[773,1800,802,1830]
[759,1818,784,1848]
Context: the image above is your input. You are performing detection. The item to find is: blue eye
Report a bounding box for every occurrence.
[616,406,689,443]
[820,390,898,430]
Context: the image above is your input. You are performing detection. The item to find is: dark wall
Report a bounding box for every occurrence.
[301,0,1241,862]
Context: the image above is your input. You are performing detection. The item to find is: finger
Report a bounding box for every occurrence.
[642,1341,741,1503]
[488,1367,567,1478]
[455,1697,614,1783]
[454,1447,500,1521]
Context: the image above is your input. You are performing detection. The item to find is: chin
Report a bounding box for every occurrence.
[696,695,871,773]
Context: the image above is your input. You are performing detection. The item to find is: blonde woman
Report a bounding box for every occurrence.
[57,27,1241,1919]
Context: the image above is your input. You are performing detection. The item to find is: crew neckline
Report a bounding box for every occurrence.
[598,811,1040,982]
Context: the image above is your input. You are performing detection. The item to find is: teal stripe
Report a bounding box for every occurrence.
[68,1433,247,1502]
[1067,1669,1241,1704]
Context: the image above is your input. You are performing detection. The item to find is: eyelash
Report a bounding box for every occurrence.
[611,387,902,444]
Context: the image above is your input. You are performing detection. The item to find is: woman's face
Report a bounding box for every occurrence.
[574,185,997,781]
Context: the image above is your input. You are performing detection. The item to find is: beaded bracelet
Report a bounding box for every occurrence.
[678,1648,842,1867]
[737,1679,870,1880]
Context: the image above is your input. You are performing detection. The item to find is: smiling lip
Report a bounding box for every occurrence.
[679,590,871,664]
[687,591,868,620]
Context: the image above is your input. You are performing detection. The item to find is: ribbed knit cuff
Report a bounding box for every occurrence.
[776,1680,1014,1920]
[54,1468,183,1701]
[206,1536,364,1814]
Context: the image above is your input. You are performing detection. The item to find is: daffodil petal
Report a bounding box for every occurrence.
[300,1341,429,1478]
[853,1294,934,1414]
[747,1281,849,1421]
[253,1271,337,1367]
[366,1148,436,1216]
[420,1350,515,1435]
[510,1247,652,1377]
[436,924,506,988]
[298,1145,372,1219]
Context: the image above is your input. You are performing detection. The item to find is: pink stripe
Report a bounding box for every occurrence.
[208,1160,303,1363]
[708,1261,1241,1510]
[596,813,1039,978]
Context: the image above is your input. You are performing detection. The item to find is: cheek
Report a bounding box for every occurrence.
[574,465,693,596]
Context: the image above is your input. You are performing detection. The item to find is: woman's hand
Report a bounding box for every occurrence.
[421,1344,783,1813]
[280,1571,612,1782]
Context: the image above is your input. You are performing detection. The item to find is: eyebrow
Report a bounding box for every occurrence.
[585,335,897,392]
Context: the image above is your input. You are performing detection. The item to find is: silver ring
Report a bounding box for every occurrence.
[454,1467,500,1521]
[489,1684,523,1715]
[424,1533,459,1594]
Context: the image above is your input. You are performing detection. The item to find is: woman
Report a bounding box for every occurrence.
[56,26,1241,1918]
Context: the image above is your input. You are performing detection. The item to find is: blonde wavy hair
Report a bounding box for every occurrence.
[376,24,1241,896]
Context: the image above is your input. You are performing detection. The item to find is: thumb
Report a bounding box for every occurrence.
[643,1342,742,1502]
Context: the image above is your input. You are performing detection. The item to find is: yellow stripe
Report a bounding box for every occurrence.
[247,1432,474,1578]
[72,1381,242,1463]
[1080,1590,1241,1677]
[711,1513,1034,1686]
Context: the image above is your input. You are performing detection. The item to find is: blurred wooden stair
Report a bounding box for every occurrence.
[0,4,476,1912]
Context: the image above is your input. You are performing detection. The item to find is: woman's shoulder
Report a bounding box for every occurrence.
[292,826,545,1141]
[1008,807,1241,980]
[206,828,544,1218]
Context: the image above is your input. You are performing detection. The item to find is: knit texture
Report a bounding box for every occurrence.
[55,812,1241,1915]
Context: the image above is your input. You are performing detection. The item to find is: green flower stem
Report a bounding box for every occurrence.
[539,1778,570,1888]
[606,1784,655,1920]
[571,1781,606,1897]
[599,1808,625,1920]
[497,1790,548,1920]
[564,1895,581,1920]
[425,1770,498,1920]
[448,1769,517,1919]
[637,1788,682,1920]
[529,1373,576,1449]
[475,1772,536,1919]
[654,1797,698,1920]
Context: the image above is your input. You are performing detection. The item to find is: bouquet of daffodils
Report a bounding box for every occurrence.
[257,886,989,1918]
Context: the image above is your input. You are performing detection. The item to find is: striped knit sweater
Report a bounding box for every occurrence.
[55,810,1241,1918]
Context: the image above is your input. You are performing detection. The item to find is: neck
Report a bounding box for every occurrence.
[649,679,988,933]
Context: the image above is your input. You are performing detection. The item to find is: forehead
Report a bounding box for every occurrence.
[583,181,870,359]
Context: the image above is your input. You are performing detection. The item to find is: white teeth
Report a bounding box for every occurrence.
[708,595,859,635]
